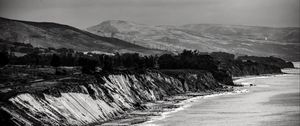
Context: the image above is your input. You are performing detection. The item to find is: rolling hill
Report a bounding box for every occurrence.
[87,20,300,61]
[0,17,165,55]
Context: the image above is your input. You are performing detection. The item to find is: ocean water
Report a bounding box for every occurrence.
[142,63,300,126]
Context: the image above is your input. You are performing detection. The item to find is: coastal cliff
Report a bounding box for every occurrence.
[223,60,283,77]
[0,69,224,126]
[0,50,291,125]
[210,52,287,77]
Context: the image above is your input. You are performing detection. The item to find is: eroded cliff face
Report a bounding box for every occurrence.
[161,70,224,92]
[0,71,222,126]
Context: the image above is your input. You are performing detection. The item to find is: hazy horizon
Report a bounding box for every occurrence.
[0,0,299,29]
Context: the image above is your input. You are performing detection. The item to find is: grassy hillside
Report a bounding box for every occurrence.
[87,20,300,61]
[0,17,166,55]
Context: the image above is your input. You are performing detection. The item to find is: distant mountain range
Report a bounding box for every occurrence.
[0,17,165,55]
[0,17,299,61]
[87,20,300,61]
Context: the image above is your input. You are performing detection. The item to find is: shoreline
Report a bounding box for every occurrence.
[232,67,300,81]
[232,73,282,81]
[137,72,291,126]
[100,72,288,126]
[99,88,249,126]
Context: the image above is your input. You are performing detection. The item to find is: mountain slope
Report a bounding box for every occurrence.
[0,17,165,55]
[87,20,300,61]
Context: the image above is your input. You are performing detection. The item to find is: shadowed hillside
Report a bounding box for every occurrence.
[0,17,166,55]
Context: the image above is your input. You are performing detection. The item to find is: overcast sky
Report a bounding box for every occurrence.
[0,0,299,29]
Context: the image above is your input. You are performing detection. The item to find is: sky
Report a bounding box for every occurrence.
[0,0,299,29]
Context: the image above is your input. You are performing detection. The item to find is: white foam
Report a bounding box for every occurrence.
[233,75,277,86]
[292,62,300,68]
[140,124,160,126]
[256,84,270,87]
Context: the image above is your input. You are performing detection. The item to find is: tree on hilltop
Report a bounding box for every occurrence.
[0,52,9,67]
[51,54,61,74]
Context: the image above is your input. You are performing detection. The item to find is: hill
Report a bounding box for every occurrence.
[0,17,165,55]
[87,20,300,61]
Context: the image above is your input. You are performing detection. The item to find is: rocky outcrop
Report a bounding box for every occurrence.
[0,70,223,125]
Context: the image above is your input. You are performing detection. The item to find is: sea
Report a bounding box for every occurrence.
[141,62,300,126]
